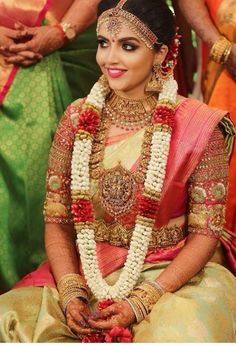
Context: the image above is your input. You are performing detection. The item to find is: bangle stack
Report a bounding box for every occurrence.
[57,273,91,313]
[210,36,233,64]
[125,280,165,323]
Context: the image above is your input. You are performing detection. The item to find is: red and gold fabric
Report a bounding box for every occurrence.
[202,0,236,237]
[42,97,235,277]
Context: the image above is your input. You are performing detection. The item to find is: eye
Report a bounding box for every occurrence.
[97,38,109,48]
[122,42,138,51]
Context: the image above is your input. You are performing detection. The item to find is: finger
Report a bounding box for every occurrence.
[88,316,117,330]
[5,28,22,40]
[20,59,39,67]
[0,48,15,57]
[67,316,96,335]
[18,50,42,60]
[8,42,33,53]
[96,304,117,319]
[14,22,26,31]
[4,55,25,64]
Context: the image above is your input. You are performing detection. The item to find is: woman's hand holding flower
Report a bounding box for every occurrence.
[88,300,136,330]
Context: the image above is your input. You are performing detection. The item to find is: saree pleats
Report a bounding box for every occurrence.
[0,262,235,342]
[0,53,72,290]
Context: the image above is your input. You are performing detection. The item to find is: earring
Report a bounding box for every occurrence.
[98,74,110,91]
[145,64,164,93]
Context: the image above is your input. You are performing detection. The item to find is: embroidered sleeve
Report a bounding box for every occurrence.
[44,102,82,224]
[187,126,229,238]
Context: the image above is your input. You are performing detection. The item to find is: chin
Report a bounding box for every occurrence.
[107,81,128,93]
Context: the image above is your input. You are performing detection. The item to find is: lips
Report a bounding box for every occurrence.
[106,68,127,78]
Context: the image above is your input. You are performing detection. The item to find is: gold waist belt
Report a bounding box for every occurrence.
[94,219,186,249]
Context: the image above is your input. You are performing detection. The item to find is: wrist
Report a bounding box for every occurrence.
[53,22,76,44]
[57,273,91,313]
[210,36,233,64]
[52,24,68,45]
[125,280,165,323]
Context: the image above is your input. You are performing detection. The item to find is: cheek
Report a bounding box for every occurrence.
[96,49,104,69]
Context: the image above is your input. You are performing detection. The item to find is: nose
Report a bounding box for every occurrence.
[106,43,119,65]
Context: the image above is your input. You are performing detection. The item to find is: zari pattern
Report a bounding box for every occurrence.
[188,126,228,238]
[93,219,186,249]
[44,106,76,224]
[44,104,229,246]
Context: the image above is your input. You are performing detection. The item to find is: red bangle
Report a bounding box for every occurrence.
[53,24,68,44]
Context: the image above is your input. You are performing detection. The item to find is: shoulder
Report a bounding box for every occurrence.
[62,97,86,129]
[175,96,229,130]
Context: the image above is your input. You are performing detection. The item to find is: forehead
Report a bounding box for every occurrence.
[97,20,141,42]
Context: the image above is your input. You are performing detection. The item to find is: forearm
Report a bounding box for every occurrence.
[45,223,80,282]
[178,0,220,46]
[62,0,102,35]
[156,234,218,292]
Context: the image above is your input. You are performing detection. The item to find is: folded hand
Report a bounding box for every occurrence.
[88,300,136,330]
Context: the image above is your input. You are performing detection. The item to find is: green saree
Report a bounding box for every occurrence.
[0,53,72,290]
[0,23,100,290]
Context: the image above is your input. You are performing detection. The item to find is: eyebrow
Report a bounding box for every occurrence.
[97,35,140,44]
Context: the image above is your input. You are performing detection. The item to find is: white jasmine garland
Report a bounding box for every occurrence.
[71,76,178,300]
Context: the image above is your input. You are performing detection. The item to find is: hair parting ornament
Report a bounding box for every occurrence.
[97,0,159,49]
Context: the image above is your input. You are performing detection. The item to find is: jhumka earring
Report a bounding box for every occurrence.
[145,64,164,93]
[146,29,181,94]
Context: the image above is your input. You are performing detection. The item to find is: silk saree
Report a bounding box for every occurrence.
[0,0,99,290]
[202,0,236,236]
[0,98,235,342]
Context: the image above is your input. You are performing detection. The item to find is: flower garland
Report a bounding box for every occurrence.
[71,76,178,300]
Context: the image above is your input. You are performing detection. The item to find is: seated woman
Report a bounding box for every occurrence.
[0,0,236,342]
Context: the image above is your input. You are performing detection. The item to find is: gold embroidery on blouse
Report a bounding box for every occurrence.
[211,182,226,200]
[93,219,186,249]
[99,164,137,217]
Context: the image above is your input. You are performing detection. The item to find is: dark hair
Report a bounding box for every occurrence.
[97,0,176,50]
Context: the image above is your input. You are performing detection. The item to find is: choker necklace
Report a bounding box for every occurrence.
[104,92,157,131]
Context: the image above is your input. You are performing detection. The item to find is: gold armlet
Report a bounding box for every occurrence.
[57,273,90,312]
[210,36,233,65]
[125,280,165,323]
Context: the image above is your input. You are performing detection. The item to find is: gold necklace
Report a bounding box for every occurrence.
[90,99,155,218]
[103,91,157,131]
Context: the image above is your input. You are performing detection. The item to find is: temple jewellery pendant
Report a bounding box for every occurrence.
[99,163,137,218]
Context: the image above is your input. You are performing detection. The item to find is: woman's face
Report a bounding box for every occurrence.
[96,21,167,99]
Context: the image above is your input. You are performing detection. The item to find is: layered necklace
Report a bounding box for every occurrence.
[71,75,178,300]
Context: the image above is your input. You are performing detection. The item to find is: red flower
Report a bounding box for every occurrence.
[97,299,114,310]
[139,195,159,219]
[153,106,175,128]
[71,199,94,223]
[77,109,100,135]
[104,327,133,343]
[82,334,105,343]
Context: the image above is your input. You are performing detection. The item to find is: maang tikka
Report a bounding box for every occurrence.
[97,0,159,50]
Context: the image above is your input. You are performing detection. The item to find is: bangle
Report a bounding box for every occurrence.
[210,36,233,64]
[53,24,68,44]
[125,280,164,323]
[57,273,90,313]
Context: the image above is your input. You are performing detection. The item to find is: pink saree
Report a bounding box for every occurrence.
[15,97,235,290]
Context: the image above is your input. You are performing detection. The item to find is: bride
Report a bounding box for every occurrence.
[0,0,235,342]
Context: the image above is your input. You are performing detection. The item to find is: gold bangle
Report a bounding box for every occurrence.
[210,36,233,64]
[126,280,164,323]
[57,273,90,312]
